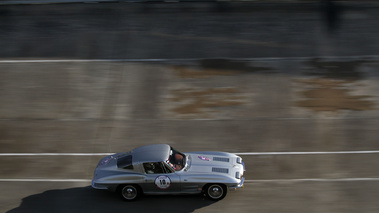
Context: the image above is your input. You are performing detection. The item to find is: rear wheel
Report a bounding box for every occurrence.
[204,184,227,201]
[118,185,141,201]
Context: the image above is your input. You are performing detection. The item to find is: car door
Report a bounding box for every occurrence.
[141,162,181,194]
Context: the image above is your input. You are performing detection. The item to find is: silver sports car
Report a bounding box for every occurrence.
[92,144,245,201]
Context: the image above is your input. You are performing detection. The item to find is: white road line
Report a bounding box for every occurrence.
[1,55,379,63]
[1,177,379,182]
[0,59,169,63]
[0,179,91,182]
[0,153,114,156]
[234,150,379,156]
[1,150,379,157]
[245,177,379,183]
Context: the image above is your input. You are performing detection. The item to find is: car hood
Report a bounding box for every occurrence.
[184,152,244,177]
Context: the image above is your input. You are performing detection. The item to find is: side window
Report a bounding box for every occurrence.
[143,162,165,174]
[117,154,133,169]
[163,163,173,174]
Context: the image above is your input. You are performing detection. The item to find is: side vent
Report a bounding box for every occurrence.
[213,157,230,162]
[212,168,229,174]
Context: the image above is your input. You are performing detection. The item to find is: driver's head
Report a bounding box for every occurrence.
[174,164,183,171]
[174,154,183,161]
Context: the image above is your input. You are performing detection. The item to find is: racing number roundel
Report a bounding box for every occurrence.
[155,176,171,189]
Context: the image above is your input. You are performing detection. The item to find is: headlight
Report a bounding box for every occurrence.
[236,157,242,164]
[235,172,240,179]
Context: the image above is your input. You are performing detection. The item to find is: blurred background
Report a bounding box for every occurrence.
[1,0,379,212]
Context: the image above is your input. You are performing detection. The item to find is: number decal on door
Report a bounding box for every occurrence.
[155,176,171,189]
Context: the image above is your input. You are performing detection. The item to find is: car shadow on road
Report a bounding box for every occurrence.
[7,186,215,213]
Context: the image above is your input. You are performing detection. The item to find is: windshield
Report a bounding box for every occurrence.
[167,147,186,171]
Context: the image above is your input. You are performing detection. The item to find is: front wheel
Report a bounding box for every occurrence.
[204,184,227,201]
[118,185,141,201]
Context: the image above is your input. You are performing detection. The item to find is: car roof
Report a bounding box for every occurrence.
[132,144,171,163]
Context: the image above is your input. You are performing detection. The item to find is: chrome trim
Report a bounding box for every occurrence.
[238,177,245,188]
[91,180,108,190]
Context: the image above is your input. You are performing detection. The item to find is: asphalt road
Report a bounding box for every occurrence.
[1,2,379,213]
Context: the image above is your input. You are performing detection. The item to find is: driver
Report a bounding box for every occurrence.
[173,154,184,170]
[174,164,183,170]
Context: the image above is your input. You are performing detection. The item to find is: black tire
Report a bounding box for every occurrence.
[117,185,141,201]
[204,184,227,201]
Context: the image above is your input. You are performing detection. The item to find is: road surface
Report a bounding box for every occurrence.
[1,2,379,213]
